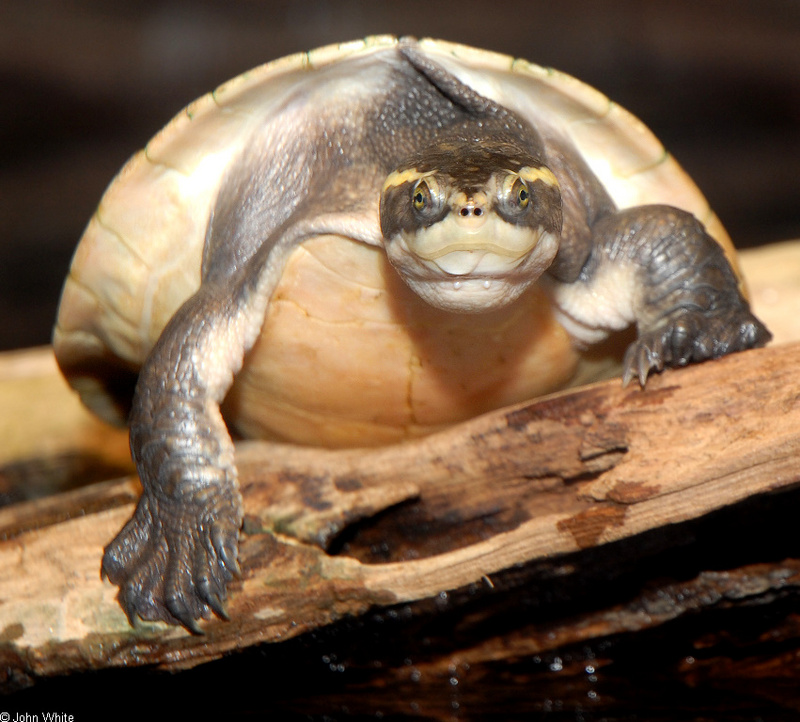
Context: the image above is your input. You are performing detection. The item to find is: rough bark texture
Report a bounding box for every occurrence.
[2,242,800,718]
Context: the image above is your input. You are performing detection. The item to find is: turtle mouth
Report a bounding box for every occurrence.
[385,222,559,313]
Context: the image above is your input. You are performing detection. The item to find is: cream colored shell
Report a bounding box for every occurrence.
[53,36,739,447]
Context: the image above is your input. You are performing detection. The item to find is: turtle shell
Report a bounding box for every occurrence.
[53,36,740,447]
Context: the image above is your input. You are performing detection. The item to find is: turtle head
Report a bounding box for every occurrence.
[380,141,562,313]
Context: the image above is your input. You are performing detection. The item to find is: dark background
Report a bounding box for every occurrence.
[1,0,799,351]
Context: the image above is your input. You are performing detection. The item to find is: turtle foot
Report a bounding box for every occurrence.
[102,493,242,632]
[623,307,771,387]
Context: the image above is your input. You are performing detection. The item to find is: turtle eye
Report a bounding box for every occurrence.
[513,178,530,210]
[500,173,533,217]
[412,179,432,212]
[496,172,539,223]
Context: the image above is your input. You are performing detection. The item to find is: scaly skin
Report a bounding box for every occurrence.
[617,208,770,384]
[548,204,771,386]
[102,287,246,631]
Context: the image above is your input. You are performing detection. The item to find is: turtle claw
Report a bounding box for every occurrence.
[622,334,664,387]
[170,606,205,636]
[211,517,242,578]
[102,492,242,633]
[623,308,771,387]
[205,591,230,621]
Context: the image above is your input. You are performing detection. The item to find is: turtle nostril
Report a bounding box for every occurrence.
[460,207,470,217]
[474,207,483,217]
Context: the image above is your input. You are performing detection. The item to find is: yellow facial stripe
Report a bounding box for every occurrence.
[382,168,437,192]
[518,165,559,188]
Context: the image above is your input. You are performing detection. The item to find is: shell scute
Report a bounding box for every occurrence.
[306,35,394,68]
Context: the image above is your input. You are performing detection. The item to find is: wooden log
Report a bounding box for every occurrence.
[1,340,800,684]
[1,242,800,708]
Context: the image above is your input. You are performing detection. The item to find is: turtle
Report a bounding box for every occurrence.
[53,36,769,631]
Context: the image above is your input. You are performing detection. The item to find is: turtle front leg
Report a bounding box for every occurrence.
[550,205,771,385]
[102,284,260,632]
